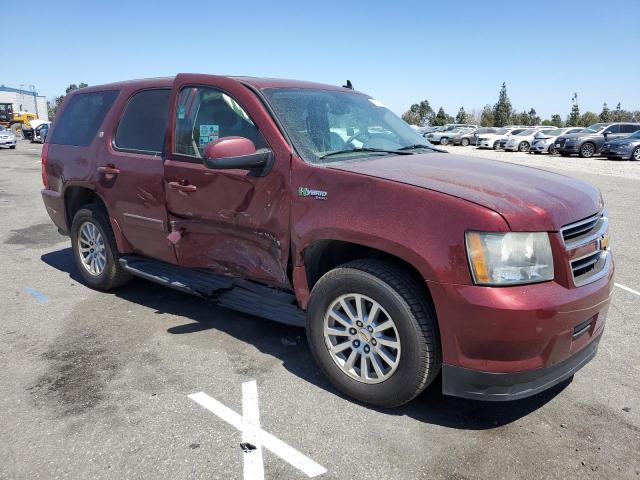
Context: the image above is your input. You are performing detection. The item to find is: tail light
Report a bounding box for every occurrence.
[41,143,49,189]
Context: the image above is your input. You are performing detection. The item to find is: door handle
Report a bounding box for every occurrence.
[168,181,197,193]
[97,165,121,175]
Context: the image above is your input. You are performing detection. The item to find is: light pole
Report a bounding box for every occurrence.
[29,85,38,116]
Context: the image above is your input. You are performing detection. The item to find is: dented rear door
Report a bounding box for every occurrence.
[163,74,292,288]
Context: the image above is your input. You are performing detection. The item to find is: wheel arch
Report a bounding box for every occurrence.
[63,184,131,253]
[293,237,436,312]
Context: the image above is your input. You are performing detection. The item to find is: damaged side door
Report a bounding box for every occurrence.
[163,74,292,288]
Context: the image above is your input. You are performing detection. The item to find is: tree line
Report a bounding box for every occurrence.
[47,83,88,120]
[401,82,640,128]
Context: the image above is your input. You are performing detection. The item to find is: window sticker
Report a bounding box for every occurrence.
[178,105,186,119]
[368,98,387,108]
[199,124,220,146]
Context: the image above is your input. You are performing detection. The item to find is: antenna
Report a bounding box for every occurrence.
[342,80,353,90]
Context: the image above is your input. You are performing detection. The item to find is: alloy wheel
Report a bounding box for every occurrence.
[77,221,107,276]
[581,143,595,157]
[323,293,401,384]
[633,147,640,161]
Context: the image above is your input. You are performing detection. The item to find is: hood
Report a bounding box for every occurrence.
[606,136,637,145]
[329,153,602,231]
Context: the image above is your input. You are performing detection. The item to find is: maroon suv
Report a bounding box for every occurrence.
[41,74,613,406]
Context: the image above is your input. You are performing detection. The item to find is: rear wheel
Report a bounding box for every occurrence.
[579,142,596,158]
[71,204,132,291]
[439,137,449,146]
[518,141,530,152]
[632,147,640,161]
[306,259,441,407]
[548,145,558,155]
[10,123,23,138]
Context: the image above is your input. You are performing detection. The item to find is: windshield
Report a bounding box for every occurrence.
[544,128,563,136]
[629,131,640,139]
[263,88,433,163]
[586,123,609,133]
[517,129,535,136]
[495,128,509,134]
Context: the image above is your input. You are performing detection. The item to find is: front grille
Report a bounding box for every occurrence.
[555,138,567,147]
[499,139,507,147]
[561,212,607,249]
[561,211,610,286]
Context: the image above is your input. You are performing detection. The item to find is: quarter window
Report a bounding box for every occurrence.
[621,124,640,134]
[173,87,266,159]
[115,89,171,154]
[50,90,118,146]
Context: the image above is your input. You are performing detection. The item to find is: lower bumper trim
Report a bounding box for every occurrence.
[442,335,601,401]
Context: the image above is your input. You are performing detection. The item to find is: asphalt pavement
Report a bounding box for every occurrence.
[1,140,638,479]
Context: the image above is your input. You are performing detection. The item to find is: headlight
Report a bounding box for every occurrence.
[465,232,554,285]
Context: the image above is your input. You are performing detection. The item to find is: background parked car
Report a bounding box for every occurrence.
[425,126,476,145]
[530,127,585,154]
[477,127,526,149]
[504,127,557,152]
[0,125,17,149]
[31,121,51,143]
[452,127,498,146]
[601,130,640,161]
[555,122,640,158]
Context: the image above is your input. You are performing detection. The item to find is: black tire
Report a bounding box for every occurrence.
[9,146,16,149]
[518,141,530,152]
[493,141,499,150]
[460,138,470,147]
[548,145,558,155]
[306,259,441,408]
[70,204,132,291]
[440,137,449,146]
[632,147,640,161]
[560,152,570,157]
[579,142,596,158]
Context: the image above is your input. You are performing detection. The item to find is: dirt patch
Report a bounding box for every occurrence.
[4,223,60,247]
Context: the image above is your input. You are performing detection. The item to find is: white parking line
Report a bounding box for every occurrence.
[189,383,326,479]
[615,283,640,297]
[242,381,264,480]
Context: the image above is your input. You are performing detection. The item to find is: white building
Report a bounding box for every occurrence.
[0,85,49,121]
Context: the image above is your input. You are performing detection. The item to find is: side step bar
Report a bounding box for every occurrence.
[119,255,305,327]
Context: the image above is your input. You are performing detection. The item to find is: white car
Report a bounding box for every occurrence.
[529,127,585,154]
[504,127,558,152]
[476,127,526,150]
[0,125,17,149]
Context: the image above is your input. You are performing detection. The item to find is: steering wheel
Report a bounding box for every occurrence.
[344,131,371,148]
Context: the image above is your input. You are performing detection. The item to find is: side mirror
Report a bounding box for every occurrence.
[203,137,273,176]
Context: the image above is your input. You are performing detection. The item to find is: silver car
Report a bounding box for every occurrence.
[0,125,17,149]
[530,127,585,154]
[600,130,640,160]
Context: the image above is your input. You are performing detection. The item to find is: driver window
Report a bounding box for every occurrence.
[174,87,266,159]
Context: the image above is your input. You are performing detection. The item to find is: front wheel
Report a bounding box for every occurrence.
[439,137,449,146]
[71,204,132,291]
[579,142,596,158]
[493,141,500,150]
[460,138,470,147]
[306,259,441,407]
[518,141,530,152]
[548,145,558,155]
[632,147,640,161]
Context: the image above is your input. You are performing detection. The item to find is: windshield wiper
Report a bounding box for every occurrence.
[398,144,446,153]
[319,147,413,159]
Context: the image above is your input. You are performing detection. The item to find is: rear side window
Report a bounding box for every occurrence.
[621,124,640,134]
[115,89,171,154]
[50,90,118,146]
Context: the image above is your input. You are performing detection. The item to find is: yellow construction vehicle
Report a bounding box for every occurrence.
[0,103,39,138]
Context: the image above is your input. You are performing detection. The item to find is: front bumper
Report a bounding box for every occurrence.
[442,333,601,401]
[601,146,632,159]
[477,139,496,149]
[0,138,16,146]
[530,142,551,153]
[504,142,518,151]
[428,267,613,401]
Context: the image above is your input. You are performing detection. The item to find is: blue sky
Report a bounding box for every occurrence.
[2,0,638,119]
